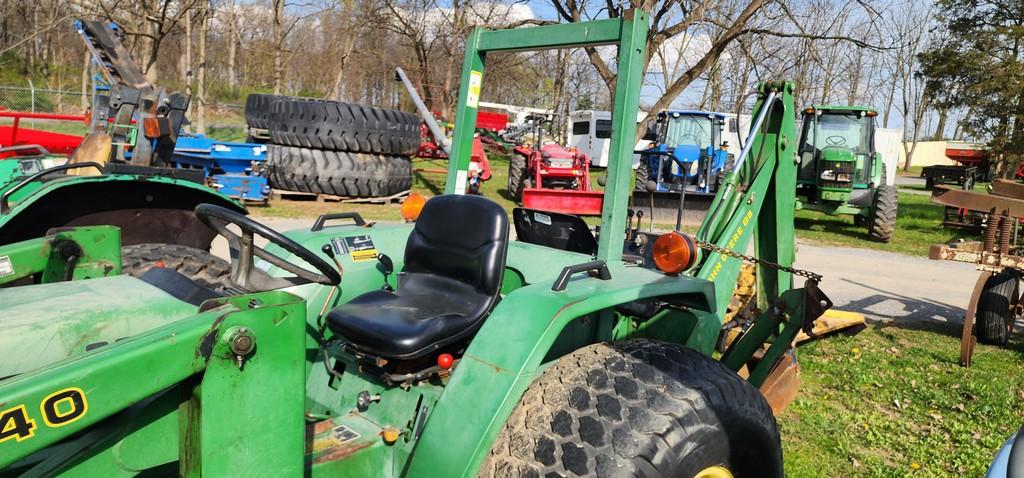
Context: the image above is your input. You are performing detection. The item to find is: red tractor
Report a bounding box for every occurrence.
[507,142,602,215]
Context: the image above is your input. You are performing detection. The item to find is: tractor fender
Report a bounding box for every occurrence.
[405,264,716,477]
[0,175,245,250]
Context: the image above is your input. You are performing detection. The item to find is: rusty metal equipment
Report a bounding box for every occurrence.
[929,182,1024,365]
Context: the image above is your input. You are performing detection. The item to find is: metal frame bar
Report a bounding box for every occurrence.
[446,10,649,264]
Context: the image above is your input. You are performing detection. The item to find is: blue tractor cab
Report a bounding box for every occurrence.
[636,110,733,195]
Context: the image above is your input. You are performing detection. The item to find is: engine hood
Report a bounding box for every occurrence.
[0,275,198,378]
[820,146,856,163]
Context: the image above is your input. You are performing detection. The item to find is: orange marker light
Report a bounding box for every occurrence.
[401,192,427,222]
[142,117,162,138]
[652,232,697,275]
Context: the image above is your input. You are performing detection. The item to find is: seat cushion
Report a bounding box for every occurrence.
[327,194,509,360]
[326,273,493,359]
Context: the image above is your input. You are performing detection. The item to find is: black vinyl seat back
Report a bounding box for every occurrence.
[325,194,510,360]
[512,208,597,255]
[404,194,509,297]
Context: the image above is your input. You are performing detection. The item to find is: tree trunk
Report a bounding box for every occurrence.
[882,73,897,128]
[81,49,90,111]
[227,5,238,93]
[933,107,948,140]
[272,0,285,95]
[196,5,208,134]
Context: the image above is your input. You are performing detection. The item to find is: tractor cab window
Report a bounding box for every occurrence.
[799,112,874,183]
[595,119,612,139]
[663,115,712,150]
[813,114,871,154]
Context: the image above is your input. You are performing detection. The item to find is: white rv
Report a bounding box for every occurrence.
[566,110,648,168]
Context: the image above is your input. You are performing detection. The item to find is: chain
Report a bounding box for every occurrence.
[694,238,823,283]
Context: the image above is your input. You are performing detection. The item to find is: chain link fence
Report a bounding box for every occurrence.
[0,85,90,135]
[0,84,250,140]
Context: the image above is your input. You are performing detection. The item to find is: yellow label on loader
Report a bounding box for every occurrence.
[467,71,482,108]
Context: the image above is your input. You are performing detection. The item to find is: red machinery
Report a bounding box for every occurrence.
[0,109,85,159]
[414,123,493,193]
[513,143,602,215]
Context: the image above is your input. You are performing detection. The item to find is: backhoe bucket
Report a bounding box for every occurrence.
[521,188,603,216]
[631,189,713,224]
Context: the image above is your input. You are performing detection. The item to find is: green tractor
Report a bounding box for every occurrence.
[796,105,898,242]
[0,11,830,477]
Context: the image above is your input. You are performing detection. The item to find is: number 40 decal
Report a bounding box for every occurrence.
[0,387,88,444]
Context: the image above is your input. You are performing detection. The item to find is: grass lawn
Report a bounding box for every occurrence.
[794,192,976,256]
[782,321,1024,476]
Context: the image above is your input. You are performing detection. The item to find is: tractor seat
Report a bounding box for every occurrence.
[326,194,509,360]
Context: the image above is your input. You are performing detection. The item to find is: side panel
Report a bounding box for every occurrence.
[405,265,714,477]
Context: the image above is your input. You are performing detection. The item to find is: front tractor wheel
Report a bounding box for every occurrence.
[479,340,782,478]
[868,185,898,242]
[121,243,233,290]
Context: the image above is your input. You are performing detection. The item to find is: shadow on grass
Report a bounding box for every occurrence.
[413,171,443,196]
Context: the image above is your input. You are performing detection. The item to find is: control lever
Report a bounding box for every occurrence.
[636,210,645,233]
[377,253,395,291]
[316,244,345,334]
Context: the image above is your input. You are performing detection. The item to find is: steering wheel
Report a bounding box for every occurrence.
[825,135,847,146]
[195,204,341,289]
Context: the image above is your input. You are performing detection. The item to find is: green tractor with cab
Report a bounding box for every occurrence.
[796,105,898,242]
[0,12,830,477]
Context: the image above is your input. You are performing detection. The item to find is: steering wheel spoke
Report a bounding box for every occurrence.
[194,204,341,290]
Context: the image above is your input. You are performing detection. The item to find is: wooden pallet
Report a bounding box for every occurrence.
[271,189,411,205]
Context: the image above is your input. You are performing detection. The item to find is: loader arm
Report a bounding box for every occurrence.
[0,292,307,477]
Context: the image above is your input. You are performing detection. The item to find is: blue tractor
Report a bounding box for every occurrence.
[636,110,733,195]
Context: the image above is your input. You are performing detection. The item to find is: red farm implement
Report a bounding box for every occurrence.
[509,142,603,216]
[0,110,85,159]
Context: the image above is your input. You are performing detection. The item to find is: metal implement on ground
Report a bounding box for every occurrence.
[74,20,272,202]
[921,143,989,190]
[0,11,830,477]
[928,180,1024,365]
[795,105,898,242]
[394,66,492,193]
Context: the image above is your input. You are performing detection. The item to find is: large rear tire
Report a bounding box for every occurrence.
[976,270,1019,345]
[267,145,412,198]
[121,243,232,290]
[267,98,419,156]
[479,340,782,478]
[868,185,898,242]
[244,93,282,130]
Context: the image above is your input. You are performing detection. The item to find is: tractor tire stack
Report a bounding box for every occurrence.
[245,93,419,198]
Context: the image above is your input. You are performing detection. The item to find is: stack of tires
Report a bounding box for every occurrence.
[245,94,420,198]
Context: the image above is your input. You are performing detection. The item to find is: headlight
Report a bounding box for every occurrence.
[820,170,835,180]
[835,173,851,182]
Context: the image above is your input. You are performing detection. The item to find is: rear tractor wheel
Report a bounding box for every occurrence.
[121,243,233,290]
[479,340,782,478]
[976,270,1020,345]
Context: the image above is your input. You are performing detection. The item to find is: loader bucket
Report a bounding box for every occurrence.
[521,187,604,216]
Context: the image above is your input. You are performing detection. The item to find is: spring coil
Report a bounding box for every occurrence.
[999,214,1014,253]
[984,215,1000,251]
